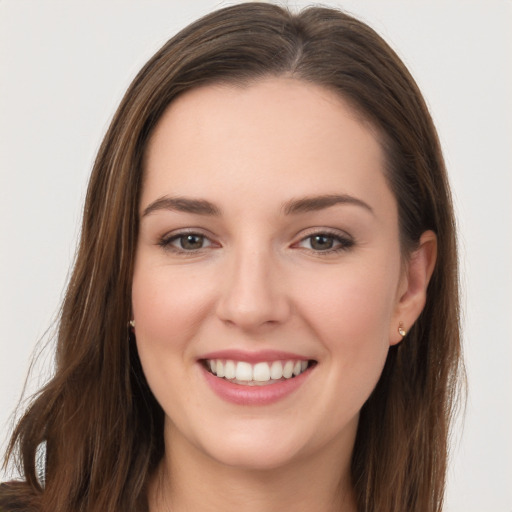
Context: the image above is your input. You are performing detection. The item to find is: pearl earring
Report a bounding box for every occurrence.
[398,322,407,337]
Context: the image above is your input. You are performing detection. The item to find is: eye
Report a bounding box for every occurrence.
[159,232,214,252]
[177,234,210,250]
[297,232,353,252]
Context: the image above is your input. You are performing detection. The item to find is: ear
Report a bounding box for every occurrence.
[390,230,437,345]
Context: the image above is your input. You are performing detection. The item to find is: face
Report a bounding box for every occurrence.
[132,78,407,470]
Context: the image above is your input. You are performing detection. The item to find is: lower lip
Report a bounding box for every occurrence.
[201,364,313,406]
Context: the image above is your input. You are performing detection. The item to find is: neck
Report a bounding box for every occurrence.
[149,422,357,512]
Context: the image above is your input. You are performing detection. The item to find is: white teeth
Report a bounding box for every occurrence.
[235,361,252,381]
[224,360,236,380]
[283,361,294,378]
[206,358,311,382]
[253,362,271,381]
[270,361,283,380]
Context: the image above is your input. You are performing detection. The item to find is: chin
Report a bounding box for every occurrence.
[188,414,346,472]
[203,437,307,471]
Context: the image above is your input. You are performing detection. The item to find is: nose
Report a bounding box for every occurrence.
[216,246,291,331]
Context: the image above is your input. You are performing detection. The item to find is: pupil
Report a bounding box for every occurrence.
[182,234,203,250]
[311,235,333,250]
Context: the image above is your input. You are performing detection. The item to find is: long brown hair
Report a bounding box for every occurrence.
[1,3,463,511]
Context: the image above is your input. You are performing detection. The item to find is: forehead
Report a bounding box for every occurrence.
[141,77,393,217]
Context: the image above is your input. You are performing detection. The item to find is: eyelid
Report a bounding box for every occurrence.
[158,228,220,253]
[292,227,355,252]
[156,227,353,254]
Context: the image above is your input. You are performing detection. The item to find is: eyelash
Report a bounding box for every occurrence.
[157,229,354,255]
[158,230,214,254]
[294,230,354,254]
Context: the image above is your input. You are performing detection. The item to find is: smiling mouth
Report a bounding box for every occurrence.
[202,359,317,386]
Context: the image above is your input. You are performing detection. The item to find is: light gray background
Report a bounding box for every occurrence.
[1,1,511,510]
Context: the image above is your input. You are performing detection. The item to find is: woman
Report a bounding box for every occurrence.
[0,3,463,511]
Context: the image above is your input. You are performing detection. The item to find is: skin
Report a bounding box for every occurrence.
[132,77,436,512]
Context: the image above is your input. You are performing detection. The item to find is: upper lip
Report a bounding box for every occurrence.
[199,349,313,364]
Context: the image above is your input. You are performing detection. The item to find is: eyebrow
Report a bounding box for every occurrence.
[142,193,374,218]
[142,196,221,217]
[282,194,374,216]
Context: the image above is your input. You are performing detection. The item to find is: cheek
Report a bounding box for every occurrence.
[303,264,397,335]
[295,259,399,380]
[131,263,215,349]
[131,264,216,415]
